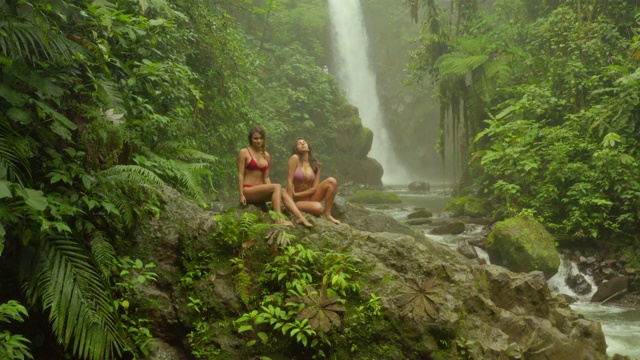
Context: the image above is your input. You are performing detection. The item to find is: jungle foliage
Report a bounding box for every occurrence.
[2,0,640,358]
[408,0,640,240]
[0,0,346,358]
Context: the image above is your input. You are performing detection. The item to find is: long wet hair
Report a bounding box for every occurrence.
[291,137,320,173]
[247,126,267,153]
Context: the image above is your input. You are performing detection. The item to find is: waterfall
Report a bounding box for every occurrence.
[327,0,408,185]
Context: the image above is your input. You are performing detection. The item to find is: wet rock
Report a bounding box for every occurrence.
[591,276,628,303]
[407,208,433,219]
[404,218,432,226]
[408,180,430,192]
[565,273,592,295]
[430,222,466,235]
[457,243,479,260]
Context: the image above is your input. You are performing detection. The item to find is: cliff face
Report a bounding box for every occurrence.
[130,188,606,359]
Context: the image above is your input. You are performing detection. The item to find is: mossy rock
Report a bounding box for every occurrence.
[486,215,561,279]
[445,195,489,217]
[349,189,402,204]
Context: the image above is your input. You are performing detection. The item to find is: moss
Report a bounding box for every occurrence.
[349,189,402,204]
[445,195,488,217]
[487,215,560,278]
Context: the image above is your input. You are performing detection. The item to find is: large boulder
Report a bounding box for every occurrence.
[349,157,384,186]
[131,190,606,360]
[487,215,561,279]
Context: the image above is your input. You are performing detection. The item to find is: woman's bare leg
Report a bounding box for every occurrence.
[294,201,324,216]
[311,178,340,224]
[282,192,313,227]
[243,184,293,227]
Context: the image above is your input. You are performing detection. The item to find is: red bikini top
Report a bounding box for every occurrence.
[245,148,269,172]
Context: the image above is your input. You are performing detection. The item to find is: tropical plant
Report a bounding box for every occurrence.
[395,277,444,321]
[0,301,33,360]
[287,284,346,333]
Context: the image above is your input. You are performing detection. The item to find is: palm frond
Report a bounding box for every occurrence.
[21,237,126,360]
[436,53,489,78]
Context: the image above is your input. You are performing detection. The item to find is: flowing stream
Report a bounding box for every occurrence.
[327,0,408,185]
[370,184,640,358]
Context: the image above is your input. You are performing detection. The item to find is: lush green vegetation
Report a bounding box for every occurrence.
[408,0,640,241]
[0,0,348,358]
[1,0,640,358]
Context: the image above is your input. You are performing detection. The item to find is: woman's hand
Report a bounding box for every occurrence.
[240,194,247,206]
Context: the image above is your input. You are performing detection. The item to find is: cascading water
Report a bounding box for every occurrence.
[548,260,640,358]
[327,0,408,185]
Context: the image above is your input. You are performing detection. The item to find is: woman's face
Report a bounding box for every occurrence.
[295,139,309,152]
[251,132,265,148]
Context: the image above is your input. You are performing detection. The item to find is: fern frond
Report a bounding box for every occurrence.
[154,141,219,163]
[141,151,210,205]
[98,165,165,227]
[484,58,512,83]
[90,232,117,279]
[101,165,165,186]
[0,121,33,185]
[103,189,136,228]
[22,237,126,360]
[0,21,86,63]
[169,160,207,204]
[93,75,125,110]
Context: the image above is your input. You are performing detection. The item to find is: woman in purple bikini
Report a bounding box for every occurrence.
[286,138,340,224]
[237,126,312,227]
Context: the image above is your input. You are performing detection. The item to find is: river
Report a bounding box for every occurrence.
[368,184,640,358]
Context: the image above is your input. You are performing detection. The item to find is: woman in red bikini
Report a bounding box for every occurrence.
[286,138,340,224]
[238,126,313,228]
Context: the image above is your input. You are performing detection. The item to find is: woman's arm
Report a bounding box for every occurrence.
[237,149,247,205]
[263,152,272,185]
[286,155,297,199]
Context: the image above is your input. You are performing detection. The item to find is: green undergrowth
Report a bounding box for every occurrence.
[177,211,389,359]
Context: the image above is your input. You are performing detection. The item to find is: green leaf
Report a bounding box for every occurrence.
[53,222,72,233]
[7,107,33,124]
[237,325,253,333]
[257,332,268,344]
[246,340,256,347]
[0,180,12,199]
[20,188,48,211]
[494,105,515,120]
[0,83,28,106]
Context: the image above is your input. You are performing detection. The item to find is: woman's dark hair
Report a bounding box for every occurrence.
[247,126,267,152]
[291,137,320,173]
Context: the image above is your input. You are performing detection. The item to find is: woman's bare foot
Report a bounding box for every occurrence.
[321,214,341,225]
[296,216,313,228]
[276,218,295,227]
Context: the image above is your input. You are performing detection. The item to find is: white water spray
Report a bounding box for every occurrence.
[327,0,408,185]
